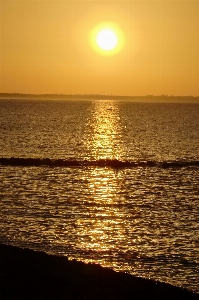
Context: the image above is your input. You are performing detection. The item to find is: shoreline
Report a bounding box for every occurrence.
[0,243,198,299]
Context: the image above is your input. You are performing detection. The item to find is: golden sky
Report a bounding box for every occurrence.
[1,1,199,96]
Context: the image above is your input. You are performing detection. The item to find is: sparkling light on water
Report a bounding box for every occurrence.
[0,99,199,293]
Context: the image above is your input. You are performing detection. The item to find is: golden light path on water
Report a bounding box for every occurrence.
[75,100,132,270]
[86,100,125,160]
[1,100,199,292]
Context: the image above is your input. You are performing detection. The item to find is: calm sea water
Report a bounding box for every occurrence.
[0,99,199,293]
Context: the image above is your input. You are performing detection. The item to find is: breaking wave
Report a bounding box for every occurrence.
[1,157,199,169]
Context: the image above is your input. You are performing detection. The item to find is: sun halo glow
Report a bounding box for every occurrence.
[89,22,125,56]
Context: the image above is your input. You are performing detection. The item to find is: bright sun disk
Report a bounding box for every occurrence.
[96,29,118,51]
[89,22,125,56]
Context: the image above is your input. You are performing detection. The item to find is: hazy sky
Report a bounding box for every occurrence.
[1,1,199,96]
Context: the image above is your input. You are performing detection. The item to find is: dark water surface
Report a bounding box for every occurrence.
[0,99,199,293]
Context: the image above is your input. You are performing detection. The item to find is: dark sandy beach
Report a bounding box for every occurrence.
[0,243,198,300]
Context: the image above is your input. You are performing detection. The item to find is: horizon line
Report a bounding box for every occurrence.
[0,93,198,98]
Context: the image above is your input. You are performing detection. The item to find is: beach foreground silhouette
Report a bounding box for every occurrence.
[0,243,198,300]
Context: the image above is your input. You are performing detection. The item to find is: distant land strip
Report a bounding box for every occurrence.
[1,157,199,169]
[0,93,199,102]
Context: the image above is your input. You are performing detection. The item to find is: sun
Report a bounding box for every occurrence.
[96,29,118,51]
[89,22,125,56]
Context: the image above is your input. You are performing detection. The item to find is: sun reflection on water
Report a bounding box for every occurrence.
[85,100,125,160]
[75,168,128,256]
[76,100,128,267]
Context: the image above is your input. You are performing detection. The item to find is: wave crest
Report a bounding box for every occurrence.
[0,157,199,169]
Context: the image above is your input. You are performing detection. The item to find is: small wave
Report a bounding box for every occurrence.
[0,157,199,169]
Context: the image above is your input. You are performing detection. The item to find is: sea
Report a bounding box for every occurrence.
[0,98,199,294]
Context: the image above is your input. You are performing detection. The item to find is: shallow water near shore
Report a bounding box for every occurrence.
[0,99,199,293]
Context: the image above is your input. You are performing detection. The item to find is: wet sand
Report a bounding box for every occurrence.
[0,243,198,300]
